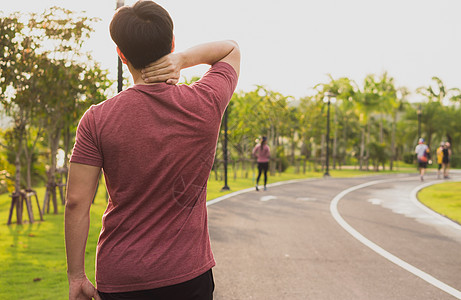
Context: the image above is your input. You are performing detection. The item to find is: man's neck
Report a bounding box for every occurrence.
[128,63,158,85]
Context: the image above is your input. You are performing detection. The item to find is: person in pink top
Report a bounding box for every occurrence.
[252,136,271,191]
[64,1,240,299]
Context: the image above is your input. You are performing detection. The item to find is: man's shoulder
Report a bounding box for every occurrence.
[87,88,139,112]
[212,61,238,74]
[197,62,238,86]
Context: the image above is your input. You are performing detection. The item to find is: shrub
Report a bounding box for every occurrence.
[276,146,290,172]
[403,152,415,165]
[451,155,461,168]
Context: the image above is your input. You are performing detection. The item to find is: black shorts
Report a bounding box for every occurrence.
[418,161,427,169]
[258,162,269,172]
[98,269,214,300]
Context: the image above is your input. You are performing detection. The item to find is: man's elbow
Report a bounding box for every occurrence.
[227,40,239,49]
[65,194,90,214]
[65,198,79,212]
[227,40,240,58]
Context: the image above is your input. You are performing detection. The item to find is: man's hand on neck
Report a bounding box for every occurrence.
[128,62,159,85]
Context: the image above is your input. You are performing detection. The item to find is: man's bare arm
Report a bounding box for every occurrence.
[65,162,101,300]
[142,40,240,84]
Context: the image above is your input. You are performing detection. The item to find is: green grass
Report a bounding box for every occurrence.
[0,184,108,299]
[0,164,443,299]
[418,181,461,225]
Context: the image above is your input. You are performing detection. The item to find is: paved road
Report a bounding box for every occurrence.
[207,171,461,300]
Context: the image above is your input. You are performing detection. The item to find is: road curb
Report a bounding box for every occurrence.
[410,179,461,231]
[329,177,461,300]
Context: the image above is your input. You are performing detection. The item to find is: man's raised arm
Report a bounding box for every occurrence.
[142,40,240,85]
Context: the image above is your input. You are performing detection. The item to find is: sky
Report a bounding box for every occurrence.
[2,0,461,101]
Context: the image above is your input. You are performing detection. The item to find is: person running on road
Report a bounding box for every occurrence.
[65,1,240,299]
[252,136,270,191]
[415,138,430,181]
[442,142,452,179]
[436,142,444,179]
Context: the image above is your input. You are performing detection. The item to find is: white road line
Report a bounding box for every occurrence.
[260,195,277,202]
[206,178,315,207]
[296,197,317,201]
[329,178,461,299]
[367,198,383,205]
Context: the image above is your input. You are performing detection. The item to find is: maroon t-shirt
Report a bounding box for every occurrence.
[70,62,237,293]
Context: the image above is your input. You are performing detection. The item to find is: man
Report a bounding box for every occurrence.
[442,142,452,179]
[415,138,429,181]
[65,1,240,299]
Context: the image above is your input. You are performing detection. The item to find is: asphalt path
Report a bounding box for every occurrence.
[207,171,461,300]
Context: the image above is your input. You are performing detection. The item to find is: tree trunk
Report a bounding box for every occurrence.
[321,134,325,171]
[63,124,71,185]
[342,119,348,167]
[9,125,25,225]
[23,126,42,190]
[291,130,296,165]
[44,126,61,214]
[332,109,338,169]
[270,125,276,176]
[365,121,371,170]
[390,112,396,171]
[359,127,365,170]
[14,146,23,225]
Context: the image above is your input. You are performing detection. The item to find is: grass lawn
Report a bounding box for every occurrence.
[0,164,443,299]
[418,181,461,225]
[0,184,108,299]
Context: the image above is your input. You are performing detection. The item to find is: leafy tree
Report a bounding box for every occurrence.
[0,13,48,223]
[368,141,387,171]
[416,76,460,103]
[1,9,112,216]
[313,76,359,169]
[24,7,112,213]
[415,77,460,148]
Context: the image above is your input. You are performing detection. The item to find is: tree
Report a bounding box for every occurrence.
[389,87,408,170]
[1,9,112,218]
[0,13,47,224]
[313,75,359,169]
[25,8,112,213]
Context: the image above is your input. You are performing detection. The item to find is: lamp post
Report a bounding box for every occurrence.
[417,104,422,139]
[221,108,230,191]
[323,92,336,177]
[116,0,124,93]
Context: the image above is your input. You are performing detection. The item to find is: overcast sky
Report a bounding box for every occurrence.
[3,0,461,100]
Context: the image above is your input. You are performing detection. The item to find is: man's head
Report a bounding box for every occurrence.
[110,0,174,70]
[419,138,425,144]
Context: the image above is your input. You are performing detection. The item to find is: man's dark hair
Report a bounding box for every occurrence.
[110,0,173,69]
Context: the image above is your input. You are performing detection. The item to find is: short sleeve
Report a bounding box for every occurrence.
[70,107,103,167]
[192,62,238,114]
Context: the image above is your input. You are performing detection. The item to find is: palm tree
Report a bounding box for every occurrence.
[416,77,458,147]
[389,87,408,170]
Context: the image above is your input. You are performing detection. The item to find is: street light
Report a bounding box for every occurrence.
[221,108,230,191]
[417,104,422,139]
[323,92,336,177]
[116,0,125,93]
